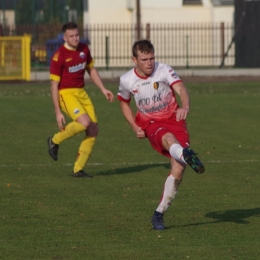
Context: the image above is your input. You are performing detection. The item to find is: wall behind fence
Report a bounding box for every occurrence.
[0,22,235,69]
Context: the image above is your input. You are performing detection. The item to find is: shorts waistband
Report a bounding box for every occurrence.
[59,88,85,94]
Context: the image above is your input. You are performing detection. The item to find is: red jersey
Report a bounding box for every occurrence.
[50,43,93,90]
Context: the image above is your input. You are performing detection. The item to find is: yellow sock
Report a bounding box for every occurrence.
[52,121,86,144]
[73,136,96,173]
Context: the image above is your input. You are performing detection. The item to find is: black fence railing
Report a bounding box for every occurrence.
[0,22,235,69]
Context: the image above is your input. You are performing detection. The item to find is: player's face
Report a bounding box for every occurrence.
[63,28,80,49]
[132,50,155,77]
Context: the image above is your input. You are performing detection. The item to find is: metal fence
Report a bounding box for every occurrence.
[86,23,235,68]
[0,22,235,69]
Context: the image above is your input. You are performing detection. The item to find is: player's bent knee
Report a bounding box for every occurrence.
[76,114,91,128]
[85,122,98,137]
[163,133,177,144]
[170,171,184,181]
[161,132,177,150]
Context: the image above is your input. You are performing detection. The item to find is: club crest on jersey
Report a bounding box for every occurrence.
[153,82,159,90]
[79,52,85,58]
[74,108,80,114]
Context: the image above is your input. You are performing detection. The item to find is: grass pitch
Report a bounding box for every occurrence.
[0,80,260,260]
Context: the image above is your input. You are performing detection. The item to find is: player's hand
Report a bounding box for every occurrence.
[134,126,145,139]
[175,107,189,122]
[56,112,66,130]
[102,89,114,102]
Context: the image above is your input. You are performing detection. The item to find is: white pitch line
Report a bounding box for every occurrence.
[207,159,259,163]
[0,159,259,168]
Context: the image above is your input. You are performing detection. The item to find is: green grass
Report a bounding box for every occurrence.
[0,80,260,260]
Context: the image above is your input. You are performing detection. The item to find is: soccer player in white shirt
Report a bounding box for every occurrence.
[117,40,205,230]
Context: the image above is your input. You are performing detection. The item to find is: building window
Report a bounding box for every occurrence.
[183,0,202,5]
[212,0,234,6]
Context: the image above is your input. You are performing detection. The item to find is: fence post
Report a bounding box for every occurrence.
[220,22,225,66]
[146,23,150,40]
[105,36,109,70]
[136,0,141,40]
[186,35,189,69]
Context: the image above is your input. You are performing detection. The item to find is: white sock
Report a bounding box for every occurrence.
[156,175,181,213]
[169,143,186,164]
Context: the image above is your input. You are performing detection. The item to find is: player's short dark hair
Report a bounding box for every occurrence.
[62,22,79,32]
[132,39,154,57]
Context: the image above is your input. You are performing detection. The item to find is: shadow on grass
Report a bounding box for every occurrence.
[167,208,260,229]
[205,208,260,224]
[95,163,170,176]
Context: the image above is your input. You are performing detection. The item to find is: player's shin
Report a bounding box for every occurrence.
[156,174,181,213]
[53,121,86,144]
[73,136,96,173]
[169,143,186,164]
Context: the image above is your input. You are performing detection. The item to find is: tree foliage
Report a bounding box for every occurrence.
[15,0,83,25]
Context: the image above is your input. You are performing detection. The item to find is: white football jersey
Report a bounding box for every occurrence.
[118,62,182,124]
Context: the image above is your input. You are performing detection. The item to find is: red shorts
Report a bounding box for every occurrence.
[145,119,190,158]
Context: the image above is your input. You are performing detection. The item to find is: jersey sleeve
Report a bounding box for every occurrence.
[85,46,94,69]
[86,59,94,69]
[162,64,182,87]
[50,50,62,82]
[117,77,131,103]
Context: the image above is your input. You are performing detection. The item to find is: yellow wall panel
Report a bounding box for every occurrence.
[0,35,31,81]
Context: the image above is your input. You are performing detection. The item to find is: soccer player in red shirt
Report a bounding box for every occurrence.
[117,40,205,230]
[47,22,114,178]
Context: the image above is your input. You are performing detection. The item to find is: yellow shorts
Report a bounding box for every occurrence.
[59,88,98,123]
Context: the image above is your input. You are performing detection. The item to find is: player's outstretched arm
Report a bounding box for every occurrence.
[50,80,66,130]
[120,101,145,138]
[172,82,190,122]
[86,67,114,102]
